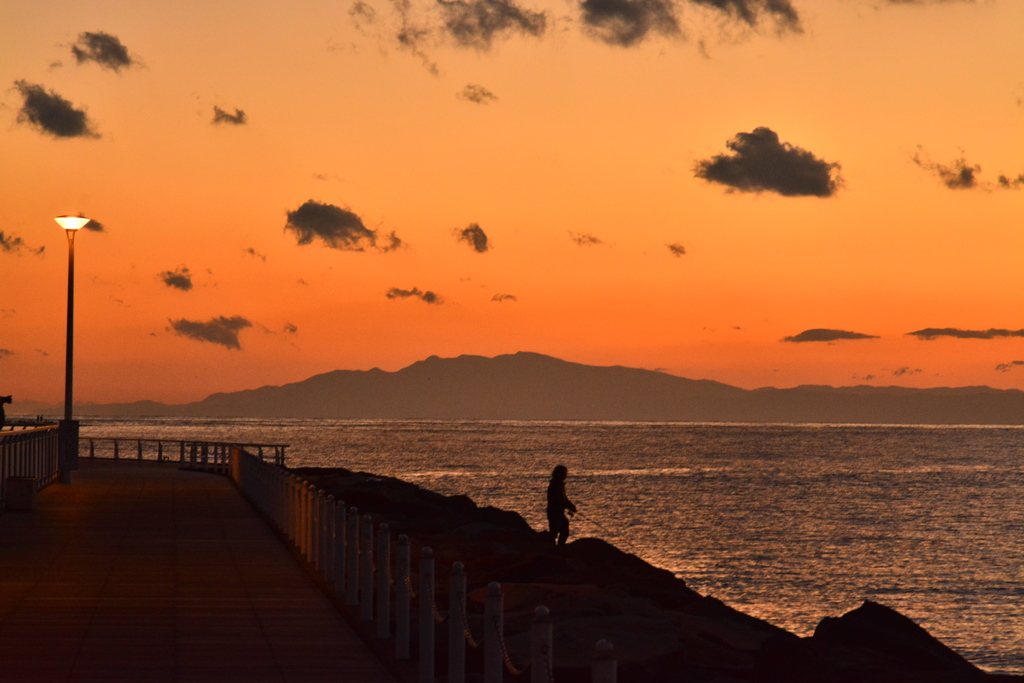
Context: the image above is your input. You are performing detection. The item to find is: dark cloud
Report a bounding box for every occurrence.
[438,0,547,49]
[459,84,498,104]
[212,106,247,125]
[907,328,1024,340]
[0,232,26,253]
[997,173,1024,190]
[892,366,922,377]
[667,242,686,257]
[456,223,490,252]
[692,0,801,32]
[159,266,193,291]
[580,0,680,47]
[379,231,405,252]
[995,360,1024,373]
[392,0,441,75]
[491,293,517,302]
[0,349,13,360]
[782,329,879,343]
[285,200,401,252]
[351,1,378,30]
[71,31,136,71]
[13,80,98,139]
[0,231,44,256]
[695,127,842,197]
[169,315,252,350]
[911,149,979,190]
[283,323,298,335]
[244,247,267,262]
[569,232,603,246]
[386,287,444,304]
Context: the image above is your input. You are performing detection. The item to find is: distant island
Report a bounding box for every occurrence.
[14,351,1024,424]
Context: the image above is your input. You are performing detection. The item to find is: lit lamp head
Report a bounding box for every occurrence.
[55,215,91,232]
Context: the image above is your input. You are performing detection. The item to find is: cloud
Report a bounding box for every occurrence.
[693,0,801,32]
[782,328,879,343]
[569,232,603,246]
[695,127,842,197]
[169,315,252,350]
[244,247,267,262]
[438,0,547,49]
[580,0,680,47]
[892,366,922,377]
[456,223,490,252]
[0,231,44,256]
[284,199,401,252]
[0,349,13,360]
[907,328,1024,340]
[392,0,441,75]
[71,31,136,71]
[379,231,405,252]
[995,360,1024,373]
[283,323,298,335]
[13,80,99,139]
[459,84,499,104]
[386,287,444,304]
[911,149,980,190]
[491,293,517,302]
[351,0,378,29]
[997,173,1024,190]
[667,242,686,257]
[159,266,193,291]
[212,106,247,125]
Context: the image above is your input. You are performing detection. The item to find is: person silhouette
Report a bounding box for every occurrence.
[0,395,11,431]
[546,464,577,547]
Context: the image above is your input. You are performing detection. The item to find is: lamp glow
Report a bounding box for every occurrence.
[55,215,91,231]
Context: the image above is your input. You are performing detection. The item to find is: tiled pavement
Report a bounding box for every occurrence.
[0,459,397,682]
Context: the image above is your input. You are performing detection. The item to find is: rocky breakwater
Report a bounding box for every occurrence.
[296,467,1020,683]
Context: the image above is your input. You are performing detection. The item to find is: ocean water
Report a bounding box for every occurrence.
[79,418,1024,675]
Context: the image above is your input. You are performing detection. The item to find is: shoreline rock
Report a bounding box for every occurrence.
[296,466,1020,682]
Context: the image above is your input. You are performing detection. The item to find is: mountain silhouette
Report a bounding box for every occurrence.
[14,351,1024,424]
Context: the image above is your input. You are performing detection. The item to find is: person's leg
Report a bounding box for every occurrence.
[554,514,569,546]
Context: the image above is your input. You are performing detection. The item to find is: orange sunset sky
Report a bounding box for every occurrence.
[1,0,1023,405]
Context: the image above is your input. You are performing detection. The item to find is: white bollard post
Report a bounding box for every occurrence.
[314,490,325,572]
[324,494,336,582]
[346,507,360,606]
[484,582,504,683]
[376,523,391,638]
[531,606,552,683]
[360,514,375,622]
[307,485,315,565]
[306,484,317,562]
[448,562,467,683]
[396,534,411,659]
[419,547,436,683]
[333,501,347,594]
[290,476,300,544]
[592,639,616,683]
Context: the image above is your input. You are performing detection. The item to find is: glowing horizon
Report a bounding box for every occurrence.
[2,0,1023,404]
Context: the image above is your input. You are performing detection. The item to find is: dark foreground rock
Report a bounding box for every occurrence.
[295,467,1019,683]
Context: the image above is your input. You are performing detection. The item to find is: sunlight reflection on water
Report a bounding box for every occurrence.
[81,418,1024,674]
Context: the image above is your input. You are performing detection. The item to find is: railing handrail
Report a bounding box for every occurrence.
[0,424,60,439]
[83,435,289,449]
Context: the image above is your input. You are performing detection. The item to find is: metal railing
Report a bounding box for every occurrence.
[0,425,60,507]
[229,446,619,683]
[81,437,287,469]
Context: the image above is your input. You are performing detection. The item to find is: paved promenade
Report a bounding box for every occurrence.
[0,459,397,682]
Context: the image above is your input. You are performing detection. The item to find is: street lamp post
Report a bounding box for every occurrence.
[54,215,91,481]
